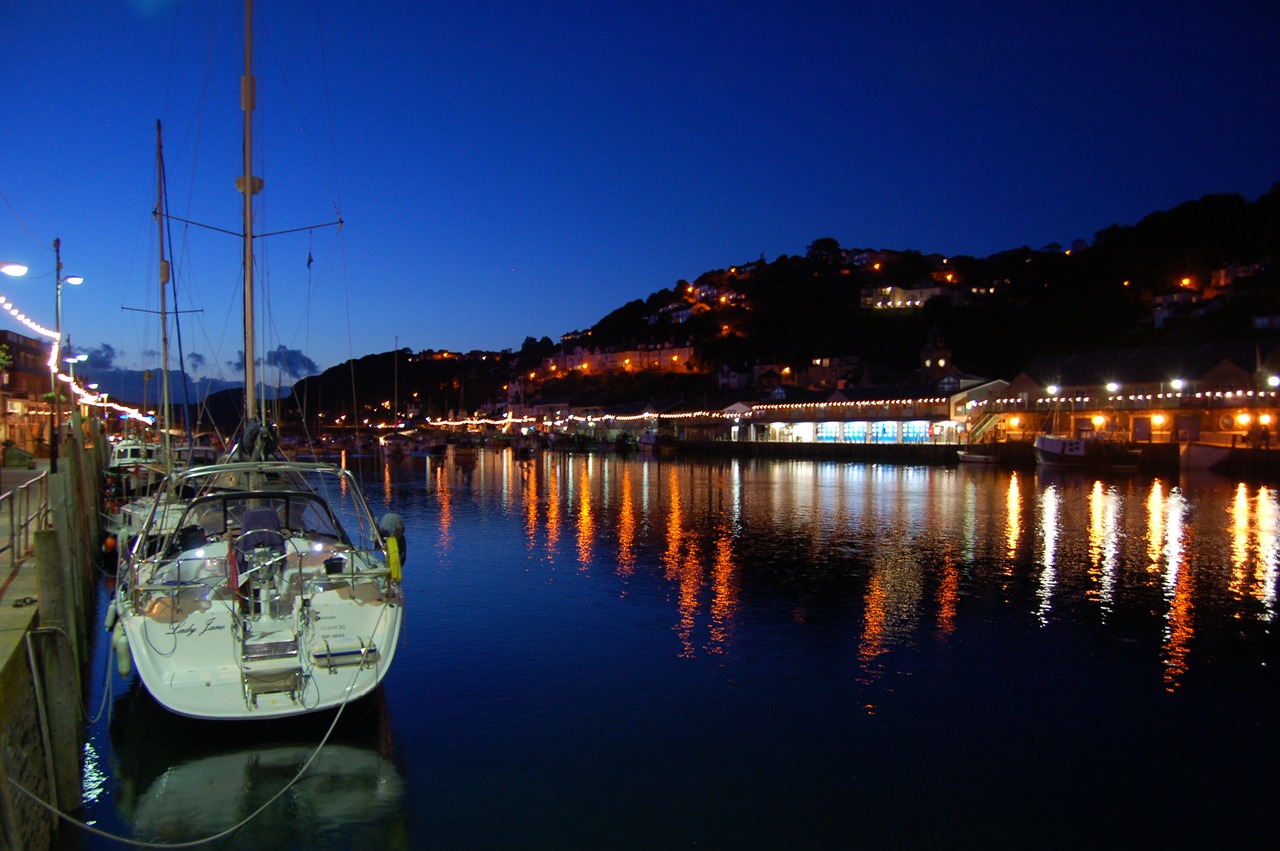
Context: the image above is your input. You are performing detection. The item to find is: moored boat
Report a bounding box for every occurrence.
[1033,433,1141,471]
[111,0,404,721]
[113,460,405,719]
[957,448,998,465]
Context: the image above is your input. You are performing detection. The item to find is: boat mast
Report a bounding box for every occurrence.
[239,0,260,422]
[156,120,173,471]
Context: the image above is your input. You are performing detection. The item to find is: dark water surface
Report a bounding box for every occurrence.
[73,451,1280,848]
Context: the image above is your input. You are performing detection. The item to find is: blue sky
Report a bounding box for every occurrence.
[2,0,1278,382]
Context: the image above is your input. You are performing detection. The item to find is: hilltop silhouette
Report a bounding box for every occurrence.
[182,185,1280,432]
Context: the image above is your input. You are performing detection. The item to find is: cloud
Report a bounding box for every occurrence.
[227,347,319,381]
[265,346,319,380]
[84,343,122,369]
[186,351,206,373]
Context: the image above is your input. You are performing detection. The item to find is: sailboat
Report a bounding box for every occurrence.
[111,0,405,720]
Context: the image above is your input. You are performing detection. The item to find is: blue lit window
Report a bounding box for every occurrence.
[902,421,929,444]
[871,421,897,443]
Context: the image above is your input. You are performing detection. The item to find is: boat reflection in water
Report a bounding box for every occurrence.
[96,682,404,848]
[127,744,403,846]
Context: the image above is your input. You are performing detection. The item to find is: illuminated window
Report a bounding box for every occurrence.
[902,421,929,444]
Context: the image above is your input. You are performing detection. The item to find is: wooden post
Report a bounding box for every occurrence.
[33,528,83,812]
[66,446,95,627]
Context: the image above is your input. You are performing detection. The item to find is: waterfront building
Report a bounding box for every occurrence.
[0,329,53,452]
[985,339,1280,445]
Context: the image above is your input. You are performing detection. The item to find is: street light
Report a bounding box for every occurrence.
[64,352,87,378]
[1,262,29,278]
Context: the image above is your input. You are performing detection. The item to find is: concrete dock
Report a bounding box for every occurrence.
[0,459,52,618]
[0,453,101,851]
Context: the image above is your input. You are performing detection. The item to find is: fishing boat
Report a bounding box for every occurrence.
[956,447,998,465]
[1033,433,1142,471]
[104,435,164,498]
[111,0,404,720]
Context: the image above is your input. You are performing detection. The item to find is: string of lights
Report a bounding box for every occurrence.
[0,290,150,424]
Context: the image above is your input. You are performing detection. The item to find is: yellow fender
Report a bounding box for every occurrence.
[387,537,402,583]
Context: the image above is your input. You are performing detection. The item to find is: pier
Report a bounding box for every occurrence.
[0,432,105,851]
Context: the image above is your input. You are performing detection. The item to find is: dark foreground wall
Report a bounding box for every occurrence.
[1210,446,1280,480]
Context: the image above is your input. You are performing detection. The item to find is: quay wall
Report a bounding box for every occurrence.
[1209,446,1280,479]
[673,439,1183,474]
[1,430,107,851]
[0,608,53,851]
[674,439,964,466]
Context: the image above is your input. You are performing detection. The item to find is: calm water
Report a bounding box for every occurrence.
[72,450,1279,849]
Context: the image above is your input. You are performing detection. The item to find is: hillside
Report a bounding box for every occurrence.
[264,185,1280,430]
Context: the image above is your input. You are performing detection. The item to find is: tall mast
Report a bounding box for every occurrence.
[239,0,260,421]
[156,120,173,470]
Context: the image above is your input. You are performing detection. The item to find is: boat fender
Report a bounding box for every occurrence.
[379,513,406,579]
[386,537,402,583]
[104,597,117,632]
[112,622,132,679]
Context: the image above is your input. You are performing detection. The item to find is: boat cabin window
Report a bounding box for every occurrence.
[175,491,348,545]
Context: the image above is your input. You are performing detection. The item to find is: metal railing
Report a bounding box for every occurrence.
[1,473,50,573]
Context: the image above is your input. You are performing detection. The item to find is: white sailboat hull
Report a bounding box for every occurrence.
[115,461,404,720]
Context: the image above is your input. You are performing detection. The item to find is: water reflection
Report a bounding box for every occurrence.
[128,744,402,845]
[85,450,1280,848]
[1036,483,1058,624]
[416,449,1280,687]
[99,682,404,848]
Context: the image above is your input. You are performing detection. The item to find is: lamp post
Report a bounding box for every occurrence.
[64,351,88,433]
[51,238,84,473]
[64,351,87,380]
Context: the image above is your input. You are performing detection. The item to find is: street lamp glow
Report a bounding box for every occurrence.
[1106,382,1119,393]
[1,262,29,277]
[1171,379,1185,391]
[1268,376,1280,388]
[1046,385,1059,396]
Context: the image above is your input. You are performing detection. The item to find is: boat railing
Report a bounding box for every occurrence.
[0,471,50,572]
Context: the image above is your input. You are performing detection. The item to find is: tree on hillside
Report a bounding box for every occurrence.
[806,237,841,263]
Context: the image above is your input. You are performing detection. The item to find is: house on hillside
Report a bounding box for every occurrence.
[861,280,965,310]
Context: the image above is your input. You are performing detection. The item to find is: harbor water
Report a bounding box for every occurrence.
[70,449,1279,848]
